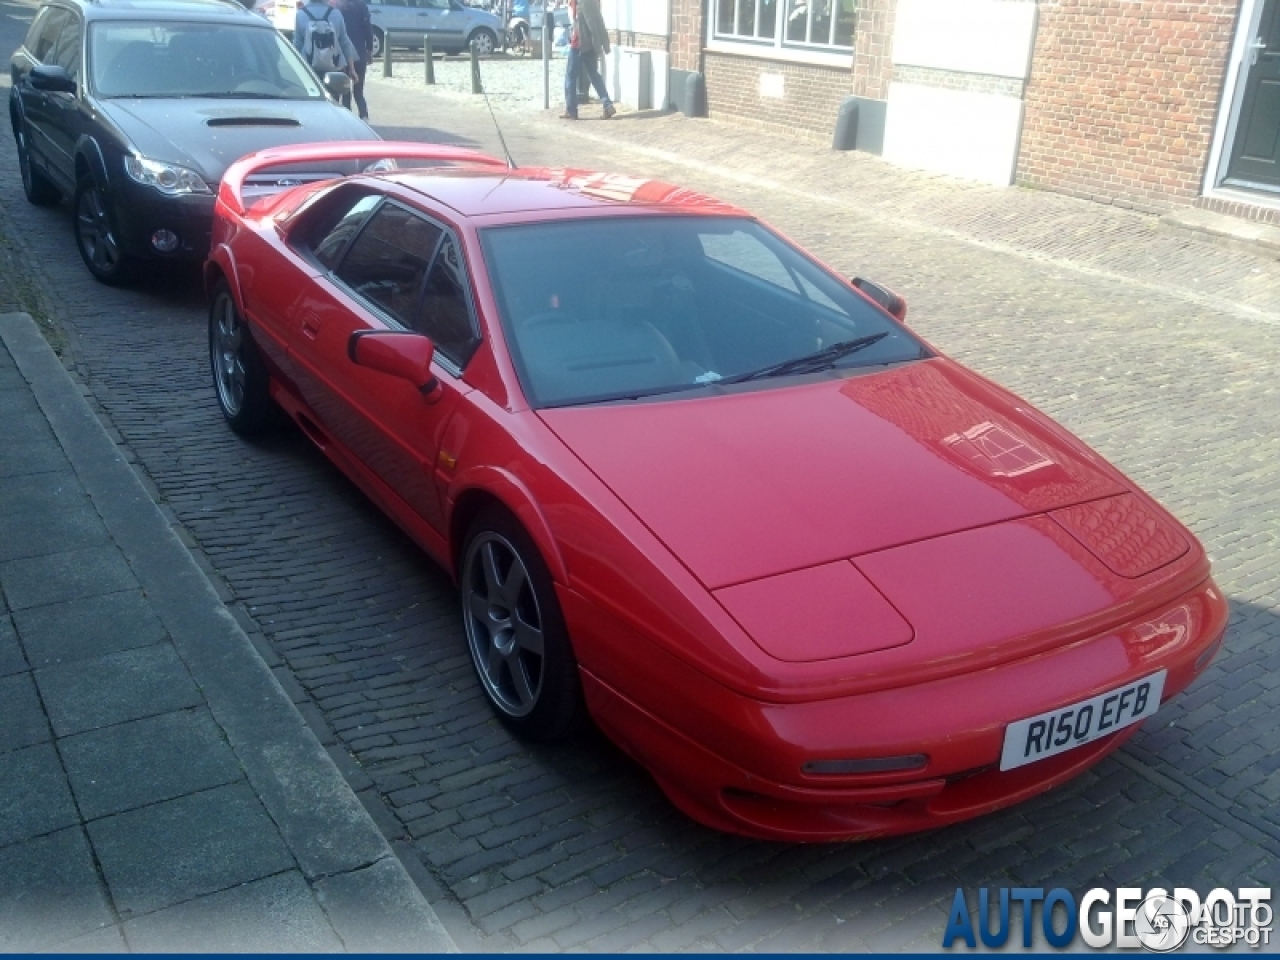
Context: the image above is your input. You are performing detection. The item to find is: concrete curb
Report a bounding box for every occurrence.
[0,312,456,953]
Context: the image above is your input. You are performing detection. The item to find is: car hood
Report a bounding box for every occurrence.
[96,98,376,183]
[539,358,1127,590]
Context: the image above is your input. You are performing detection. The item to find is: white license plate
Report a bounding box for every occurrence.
[999,671,1166,772]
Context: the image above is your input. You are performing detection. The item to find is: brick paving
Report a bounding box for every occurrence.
[1,33,1279,948]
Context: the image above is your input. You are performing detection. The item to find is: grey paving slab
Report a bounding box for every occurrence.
[313,856,458,952]
[122,871,343,953]
[34,642,202,738]
[0,472,111,562]
[0,612,26,677]
[86,781,295,918]
[49,924,128,953]
[0,389,69,479]
[61,708,244,821]
[0,826,114,952]
[0,671,50,751]
[0,743,79,848]
[0,544,136,612]
[13,589,167,668]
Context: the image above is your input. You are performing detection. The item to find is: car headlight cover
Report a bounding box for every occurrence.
[124,154,211,196]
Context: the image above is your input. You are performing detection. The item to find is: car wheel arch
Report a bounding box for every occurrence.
[74,137,109,190]
[204,247,243,308]
[448,473,568,586]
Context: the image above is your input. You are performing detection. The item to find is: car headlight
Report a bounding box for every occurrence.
[124,154,211,196]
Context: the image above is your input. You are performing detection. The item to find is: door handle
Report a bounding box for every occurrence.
[301,313,322,339]
[1251,37,1267,65]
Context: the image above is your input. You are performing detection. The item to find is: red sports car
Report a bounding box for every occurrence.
[207,142,1227,842]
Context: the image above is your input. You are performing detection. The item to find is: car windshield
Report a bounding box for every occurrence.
[481,216,927,408]
[89,21,324,99]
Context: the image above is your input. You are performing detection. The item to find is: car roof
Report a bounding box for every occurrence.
[386,167,749,220]
[52,0,267,23]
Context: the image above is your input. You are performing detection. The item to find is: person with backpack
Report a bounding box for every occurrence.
[332,0,372,118]
[293,0,358,80]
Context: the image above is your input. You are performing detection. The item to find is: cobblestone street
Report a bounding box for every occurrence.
[2,38,1279,950]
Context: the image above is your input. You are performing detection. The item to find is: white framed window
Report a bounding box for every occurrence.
[710,0,854,54]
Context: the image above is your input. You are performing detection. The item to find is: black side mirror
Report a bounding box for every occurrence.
[322,70,352,100]
[29,64,76,94]
[852,277,907,323]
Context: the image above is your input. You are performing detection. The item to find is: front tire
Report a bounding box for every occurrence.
[469,27,497,55]
[370,27,384,59]
[209,281,274,434]
[461,508,583,741]
[73,176,131,284]
[15,125,60,206]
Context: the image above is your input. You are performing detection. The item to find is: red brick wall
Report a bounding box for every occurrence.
[1018,0,1238,211]
[670,0,704,72]
[852,0,896,99]
[705,53,854,138]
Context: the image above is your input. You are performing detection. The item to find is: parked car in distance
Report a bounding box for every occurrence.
[368,0,503,58]
[9,0,375,284]
[208,141,1227,842]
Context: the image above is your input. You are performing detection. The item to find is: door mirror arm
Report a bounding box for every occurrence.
[28,64,77,94]
[852,276,908,324]
[347,329,442,400]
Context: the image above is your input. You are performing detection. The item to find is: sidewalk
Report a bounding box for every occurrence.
[0,313,455,952]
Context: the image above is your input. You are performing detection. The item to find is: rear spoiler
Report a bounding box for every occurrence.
[218,140,508,215]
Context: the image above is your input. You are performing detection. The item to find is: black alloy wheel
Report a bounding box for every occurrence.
[15,125,60,206]
[73,176,131,284]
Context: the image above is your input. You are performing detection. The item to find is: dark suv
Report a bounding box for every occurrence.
[10,0,377,283]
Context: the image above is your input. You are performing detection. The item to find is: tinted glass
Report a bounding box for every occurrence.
[29,7,69,61]
[50,15,81,80]
[335,204,441,327]
[481,216,926,408]
[414,236,479,366]
[312,193,381,271]
[89,21,322,98]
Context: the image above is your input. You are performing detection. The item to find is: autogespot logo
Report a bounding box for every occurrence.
[942,886,1273,951]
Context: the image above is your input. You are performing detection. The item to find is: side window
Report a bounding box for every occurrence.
[699,228,798,293]
[413,234,479,367]
[22,8,51,55]
[30,7,70,62]
[311,193,381,270]
[50,15,82,81]
[334,203,442,328]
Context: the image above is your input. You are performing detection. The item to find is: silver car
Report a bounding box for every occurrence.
[369,0,503,57]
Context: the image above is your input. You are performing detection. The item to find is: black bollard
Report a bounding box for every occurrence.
[470,42,481,93]
[382,32,391,77]
[424,35,434,84]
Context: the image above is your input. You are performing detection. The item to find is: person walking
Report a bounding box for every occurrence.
[560,0,614,120]
[293,0,358,81]
[332,0,372,118]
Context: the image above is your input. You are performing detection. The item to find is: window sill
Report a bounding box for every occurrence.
[705,39,854,69]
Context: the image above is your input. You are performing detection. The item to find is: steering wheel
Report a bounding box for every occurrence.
[233,74,274,91]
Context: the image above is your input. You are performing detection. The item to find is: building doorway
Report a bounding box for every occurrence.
[1224,0,1280,191]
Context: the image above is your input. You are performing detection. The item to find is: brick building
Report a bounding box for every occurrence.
[601,0,1280,222]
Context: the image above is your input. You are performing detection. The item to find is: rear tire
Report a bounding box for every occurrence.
[460,508,583,742]
[16,125,60,207]
[370,27,384,59]
[469,27,497,55]
[209,281,275,434]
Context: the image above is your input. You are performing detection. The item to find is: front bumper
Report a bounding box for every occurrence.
[575,578,1227,842]
[112,180,216,262]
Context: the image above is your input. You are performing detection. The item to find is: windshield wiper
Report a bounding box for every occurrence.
[185,92,290,99]
[721,332,891,384]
